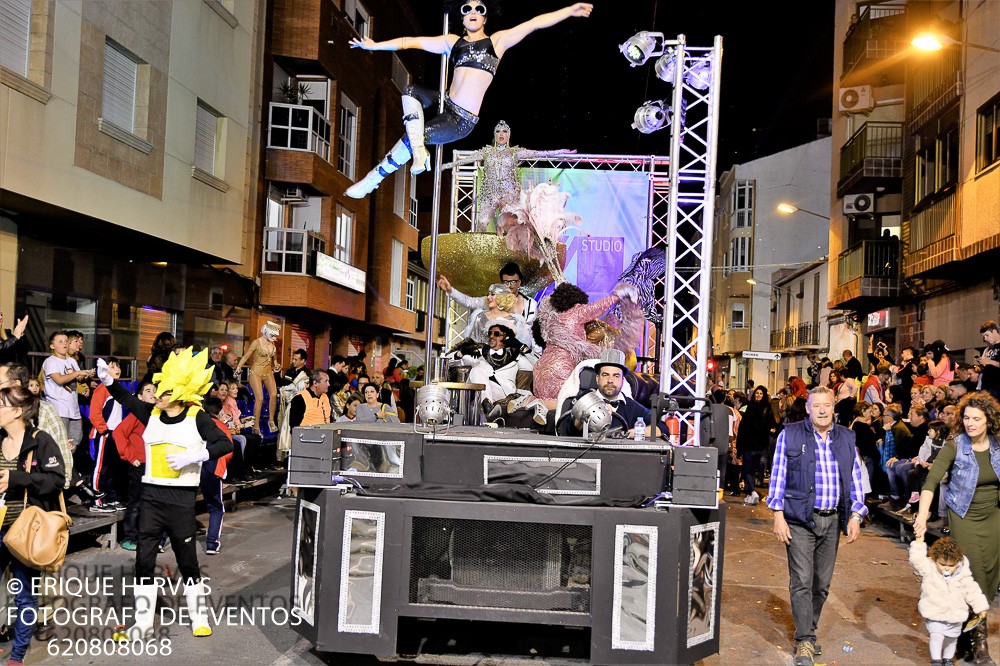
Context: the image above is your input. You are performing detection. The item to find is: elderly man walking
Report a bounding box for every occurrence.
[767,387,868,666]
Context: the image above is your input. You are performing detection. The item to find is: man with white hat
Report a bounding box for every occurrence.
[561,349,654,438]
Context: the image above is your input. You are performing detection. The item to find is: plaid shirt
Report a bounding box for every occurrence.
[35,400,73,489]
[766,426,868,516]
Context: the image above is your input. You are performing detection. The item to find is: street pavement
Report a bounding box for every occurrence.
[18,494,1000,665]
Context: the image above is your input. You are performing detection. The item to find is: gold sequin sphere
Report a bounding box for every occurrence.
[421,233,565,296]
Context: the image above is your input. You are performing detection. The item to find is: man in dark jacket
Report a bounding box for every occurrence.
[877,403,913,510]
[0,311,29,365]
[767,387,866,666]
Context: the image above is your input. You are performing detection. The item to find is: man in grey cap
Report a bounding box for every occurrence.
[561,349,654,438]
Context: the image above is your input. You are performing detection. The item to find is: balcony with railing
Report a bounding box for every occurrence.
[268,103,331,161]
[770,322,822,351]
[841,3,907,86]
[260,227,367,319]
[908,48,961,133]
[837,122,903,197]
[265,102,342,195]
[831,239,901,310]
[263,227,325,275]
[906,193,958,278]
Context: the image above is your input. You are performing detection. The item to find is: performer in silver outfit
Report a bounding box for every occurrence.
[442,120,574,231]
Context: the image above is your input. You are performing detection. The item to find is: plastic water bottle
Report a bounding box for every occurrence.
[634,417,646,442]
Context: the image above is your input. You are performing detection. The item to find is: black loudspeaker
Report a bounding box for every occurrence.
[671,446,719,507]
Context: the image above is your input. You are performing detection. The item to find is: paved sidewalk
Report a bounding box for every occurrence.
[20,495,1000,665]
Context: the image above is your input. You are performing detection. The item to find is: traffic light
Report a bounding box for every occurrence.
[706,359,716,372]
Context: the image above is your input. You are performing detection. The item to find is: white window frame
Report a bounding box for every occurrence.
[102,39,138,132]
[390,239,404,308]
[730,237,750,272]
[732,180,753,229]
[334,205,354,265]
[345,0,370,39]
[393,169,407,220]
[409,174,419,228]
[338,93,358,179]
[730,302,746,329]
[194,100,221,175]
[0,0,31,76]
[405,276,416,312]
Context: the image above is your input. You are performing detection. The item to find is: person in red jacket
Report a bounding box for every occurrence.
[787,375,808,400]
[201,397,234,555]
[89,357,124,512]
[113,380,156,551]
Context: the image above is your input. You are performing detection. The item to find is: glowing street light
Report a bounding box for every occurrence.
[776,202,830,220]
[911,31,1000,55]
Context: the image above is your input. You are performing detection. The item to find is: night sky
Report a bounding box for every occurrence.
[411,0,836,173]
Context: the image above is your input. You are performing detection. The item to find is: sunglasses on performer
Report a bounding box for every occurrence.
[461,3,487,16]
[489,330,505,338]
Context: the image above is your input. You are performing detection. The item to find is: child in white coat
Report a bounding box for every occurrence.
[910,535,989,666]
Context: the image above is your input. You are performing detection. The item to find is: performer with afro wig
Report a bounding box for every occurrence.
[345,1,593,198]
[532,282,641,402]
[98,348,233,641]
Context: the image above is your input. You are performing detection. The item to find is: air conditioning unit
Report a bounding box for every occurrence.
[843,193,874,215]
[838,85,874,113]
[279,186,307,204]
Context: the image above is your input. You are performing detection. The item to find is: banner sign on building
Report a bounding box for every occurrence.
[316,252,366,293]
[867,309,891,332]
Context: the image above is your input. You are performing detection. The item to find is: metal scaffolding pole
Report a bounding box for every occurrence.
[423,12,450,377]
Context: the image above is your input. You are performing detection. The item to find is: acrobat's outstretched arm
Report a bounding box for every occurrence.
[515,148,577,161]
[441,150,486,170]
[349,34,457,55]
[493,3,593,56]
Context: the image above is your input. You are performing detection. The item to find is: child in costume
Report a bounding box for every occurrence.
[88,356,124,512]
[235,321,281,434]
[910,535,989,666]
[345,1,593,198]
[98,348,233,640]
[201,397,234,555]
[112,380,157,551]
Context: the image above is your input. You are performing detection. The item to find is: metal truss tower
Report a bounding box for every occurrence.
[444,35,723,441]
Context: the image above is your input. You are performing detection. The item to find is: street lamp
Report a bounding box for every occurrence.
[911,32,1000,55]
[776,202,831,220]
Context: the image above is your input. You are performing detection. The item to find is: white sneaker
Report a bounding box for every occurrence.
[507,393,534,413]
[744,491,760,506]
[533,403,549,426]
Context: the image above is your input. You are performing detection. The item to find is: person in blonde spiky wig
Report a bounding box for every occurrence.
[152,347,214,404]
[97,348,232,642]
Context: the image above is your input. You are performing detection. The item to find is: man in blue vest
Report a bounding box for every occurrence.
[767,386,867,666]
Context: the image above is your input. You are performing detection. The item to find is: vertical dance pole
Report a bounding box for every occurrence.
[424,12,450,377]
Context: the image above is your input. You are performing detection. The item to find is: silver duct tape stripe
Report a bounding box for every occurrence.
[338,510,386,634]
[611,523,658,651]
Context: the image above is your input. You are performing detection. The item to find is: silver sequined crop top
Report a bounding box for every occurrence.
[449,37,499,75]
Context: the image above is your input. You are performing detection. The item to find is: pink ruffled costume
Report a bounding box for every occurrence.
[532,292,643,400]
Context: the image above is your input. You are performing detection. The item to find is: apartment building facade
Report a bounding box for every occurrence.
[710,137,833,392]
[1,0,266,374]
[263,0,446,371]
[829,0,1000,362]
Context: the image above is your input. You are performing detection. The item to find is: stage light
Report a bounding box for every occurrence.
[631,100,669,134]
[571,390,614,439]
[415,384,451,428]
[620,31,665,67]
[653,48,677,82]
[685,57,712,90]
